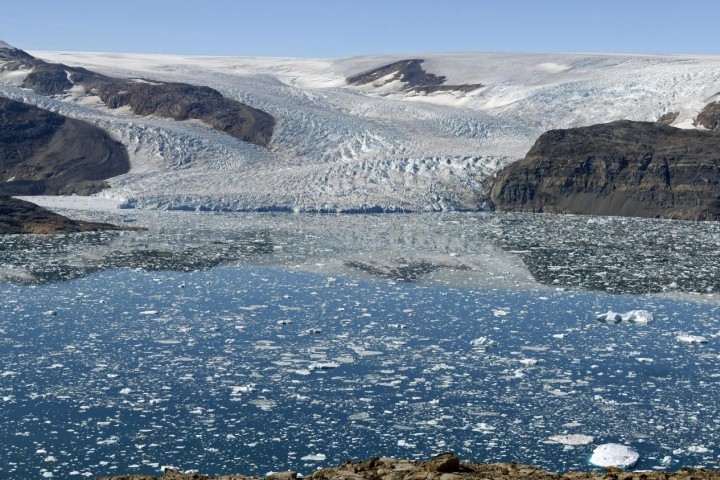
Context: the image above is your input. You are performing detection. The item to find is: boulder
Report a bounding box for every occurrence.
[427,453,460,473]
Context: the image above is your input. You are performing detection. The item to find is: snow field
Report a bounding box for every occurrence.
[3,50,720,211]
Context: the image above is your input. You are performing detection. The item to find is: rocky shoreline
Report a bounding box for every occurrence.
[100,454,720,480]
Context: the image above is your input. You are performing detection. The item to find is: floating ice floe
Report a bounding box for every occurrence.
[676,334,708,344]
[470,336,497,349]
[589,443,640,468]
[308,362,340,371]
[596,310,653,325]
[548,434,594,446]
[230,384,254,396]
[300,453,326,461]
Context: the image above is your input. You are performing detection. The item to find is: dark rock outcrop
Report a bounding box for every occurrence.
[348,59,446,88]
[93,81,274,146]
[0,97,130,195]
[347,59,483,94]
[0,44,275,146]
[490,120,720,221]
[694,101,720,131]
[0,196,132,234]
[98,455,720,480]
[656,111,678,125]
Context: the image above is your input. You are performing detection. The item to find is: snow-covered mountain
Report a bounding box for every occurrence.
[3,45,720,212]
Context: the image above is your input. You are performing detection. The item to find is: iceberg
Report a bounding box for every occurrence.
[596,310,653,325]
[548,434,594,446]
[589,443,640,469]
[676,334,708,344]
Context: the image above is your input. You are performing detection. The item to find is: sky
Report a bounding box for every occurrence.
[1,0,719,58]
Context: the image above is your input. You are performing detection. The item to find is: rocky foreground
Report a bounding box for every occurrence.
[100,454,720,480]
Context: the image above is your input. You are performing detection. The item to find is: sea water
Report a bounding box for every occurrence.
[0,212,718,477]
[0,265,719,477]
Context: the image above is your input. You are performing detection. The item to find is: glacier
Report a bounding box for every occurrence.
[3,50,720,212]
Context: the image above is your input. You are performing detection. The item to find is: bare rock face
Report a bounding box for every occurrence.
[490,120,720,221]
[0,97,130,195]
[656,111,678,125]
[0,43,275,146]
[347,59,483,94]
[0,196,132,234]
[694,101,720,131]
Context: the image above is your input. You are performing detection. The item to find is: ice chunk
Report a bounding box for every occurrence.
[676,334,708,344]
[308,362,340,371]
[589,443,640,468]
[596,310,653,325]
[470,336,497,349]
[300,453,326,461]
[230,384,255,395]
[548,434,594,445]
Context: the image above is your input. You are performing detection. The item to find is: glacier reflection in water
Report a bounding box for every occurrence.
[0,264,719,478]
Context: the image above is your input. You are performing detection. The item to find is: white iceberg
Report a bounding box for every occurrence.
[596,310,653,325]
[300,453,326,461]
[470,336,497,349]
[676,334,708,344]
[548,434,594,446]
[589,443,640,468]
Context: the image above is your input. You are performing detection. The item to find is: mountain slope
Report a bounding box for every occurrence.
[490,120,720,220]
[0,42,274,147]
[3,45,720,212]
[0,96,129,195]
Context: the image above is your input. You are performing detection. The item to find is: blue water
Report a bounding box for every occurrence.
[0,266,718,478]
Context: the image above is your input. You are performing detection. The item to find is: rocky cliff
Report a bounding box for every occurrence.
[0,196,132,234]
[490,120,720,221]
[99,454,720,480]
[0,43,275,146]
[0,96,130,195]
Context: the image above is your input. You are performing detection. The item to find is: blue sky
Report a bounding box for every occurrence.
[1,0,718,57]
